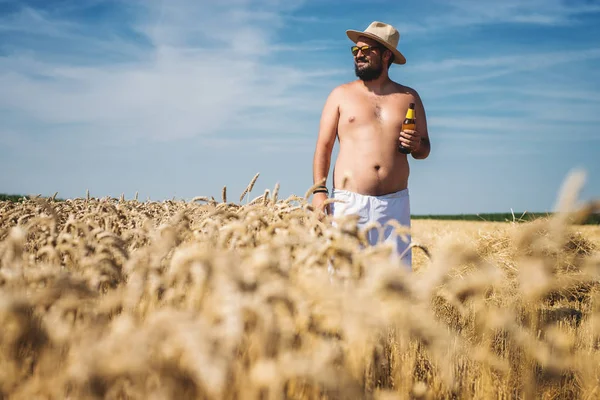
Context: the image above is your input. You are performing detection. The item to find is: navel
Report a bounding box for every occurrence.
[374,165,381,171]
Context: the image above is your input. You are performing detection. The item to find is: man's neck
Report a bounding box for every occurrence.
[359,74,393,94]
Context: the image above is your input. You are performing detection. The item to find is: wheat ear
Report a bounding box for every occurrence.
[272,183,280,205]
[240,173,260,202]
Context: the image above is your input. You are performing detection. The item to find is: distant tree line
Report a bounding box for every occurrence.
[0,194,31,202]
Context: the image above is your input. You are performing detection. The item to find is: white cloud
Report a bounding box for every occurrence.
[400,0,600,33]
[410,47,600,117]
[410,48,600,96]
[428,116,556,135]
[415,48,600,72]
[0,0,341,146]
[0,6,78,36]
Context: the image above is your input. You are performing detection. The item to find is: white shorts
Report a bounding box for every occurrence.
[330,188,412,270]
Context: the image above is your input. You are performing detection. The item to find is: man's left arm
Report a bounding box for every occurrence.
[411,90,430,160]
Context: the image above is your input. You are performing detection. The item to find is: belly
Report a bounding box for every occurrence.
[333,133,410,196]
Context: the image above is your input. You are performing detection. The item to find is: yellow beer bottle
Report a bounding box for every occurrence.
[399,103,415,154]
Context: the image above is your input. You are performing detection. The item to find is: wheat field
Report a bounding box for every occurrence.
[0,172,599,400]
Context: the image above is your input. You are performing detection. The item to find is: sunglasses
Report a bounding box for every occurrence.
[351,45,382,56]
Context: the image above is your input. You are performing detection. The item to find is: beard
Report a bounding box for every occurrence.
[354,58,383,81]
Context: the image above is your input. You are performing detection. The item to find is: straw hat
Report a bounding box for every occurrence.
[346,21,406,65]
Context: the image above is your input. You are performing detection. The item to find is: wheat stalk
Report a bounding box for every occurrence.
[239,173,260,203]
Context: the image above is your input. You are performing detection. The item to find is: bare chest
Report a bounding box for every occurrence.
[338,95,408,133]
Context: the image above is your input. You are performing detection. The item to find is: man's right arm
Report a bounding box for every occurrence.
[312,87,341,213]
[313,87,341,188]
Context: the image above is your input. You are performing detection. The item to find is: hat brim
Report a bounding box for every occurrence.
[346,30,406,65]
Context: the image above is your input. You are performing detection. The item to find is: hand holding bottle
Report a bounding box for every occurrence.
[399,129,421,153]
[398,103,420,154]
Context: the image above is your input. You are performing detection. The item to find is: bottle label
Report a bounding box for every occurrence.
[405,109,415,119]
[403,123,415,130]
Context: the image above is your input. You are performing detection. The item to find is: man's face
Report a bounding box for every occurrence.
[353,37,385,81]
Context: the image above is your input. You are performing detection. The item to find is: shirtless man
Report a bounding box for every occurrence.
[311,21,430,269]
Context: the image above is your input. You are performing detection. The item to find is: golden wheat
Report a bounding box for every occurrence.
[0,171,598,399]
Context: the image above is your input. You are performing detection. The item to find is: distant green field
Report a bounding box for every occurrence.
[412,212,599,225]
[1,193,598,225]
[412,212,547,222]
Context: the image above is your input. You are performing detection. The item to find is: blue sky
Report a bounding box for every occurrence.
[1,0,599,214]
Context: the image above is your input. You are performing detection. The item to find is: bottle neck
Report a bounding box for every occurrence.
[406,109,415,119]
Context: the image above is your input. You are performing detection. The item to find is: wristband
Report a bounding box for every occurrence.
[313,185,329,195]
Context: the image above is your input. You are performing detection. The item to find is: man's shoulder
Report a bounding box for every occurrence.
[324,81,357,104]
[330,81,356,94]
[388,82,424,105]
[390,81,419,96]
